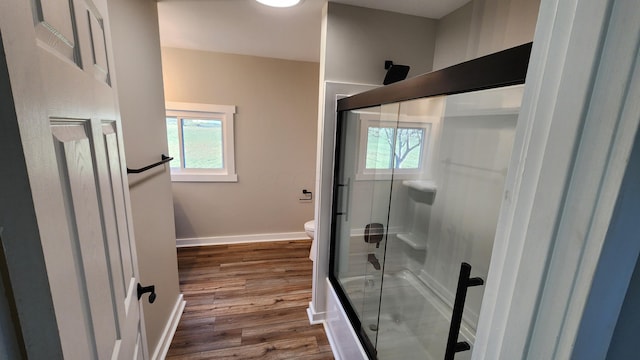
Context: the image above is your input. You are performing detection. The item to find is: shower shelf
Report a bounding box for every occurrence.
[396,233,427,250]
[402,180,437,204]
[402,180,437,193]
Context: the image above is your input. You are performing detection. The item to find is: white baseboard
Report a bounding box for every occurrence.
[307,302,326,325]
[151,294,186,360]
[176,232,311,247]
[323,319,342,360]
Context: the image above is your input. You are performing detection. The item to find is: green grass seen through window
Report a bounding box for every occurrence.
[166,117,224,169]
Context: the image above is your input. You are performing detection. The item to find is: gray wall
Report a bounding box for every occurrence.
[606,254,640,359]
[107,0,181,354]
[324,2,437,84]
[161,48,319,239]
[580,131,640,360]
[0,33,29,360]
[0,233,21,360]
[433,0,541,70]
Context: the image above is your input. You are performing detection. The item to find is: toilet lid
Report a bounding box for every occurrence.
[304,220,315,231]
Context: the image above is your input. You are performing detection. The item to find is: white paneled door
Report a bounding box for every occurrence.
[1,0,146,358]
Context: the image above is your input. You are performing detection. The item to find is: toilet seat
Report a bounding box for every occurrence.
[304,220,315,239]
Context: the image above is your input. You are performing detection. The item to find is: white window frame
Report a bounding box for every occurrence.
[165,102,237,182]
[356,119,432,181]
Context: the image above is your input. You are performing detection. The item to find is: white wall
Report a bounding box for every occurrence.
[107,0,181,355]
[161,48,319,240]
[422,111,518,327]
[433,0,540,70]
[324,2,437,84]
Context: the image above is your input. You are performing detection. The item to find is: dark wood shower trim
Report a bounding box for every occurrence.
[337,42,532,112]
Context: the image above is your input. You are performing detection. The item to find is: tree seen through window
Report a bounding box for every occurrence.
[366,126,424,169]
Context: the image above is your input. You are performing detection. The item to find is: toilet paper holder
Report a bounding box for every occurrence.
[299,189,313,201]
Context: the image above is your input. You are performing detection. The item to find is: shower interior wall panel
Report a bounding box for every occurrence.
[419,112,517,324]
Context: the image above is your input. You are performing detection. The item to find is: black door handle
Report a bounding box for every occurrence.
[137,283,157,304]
[444,262,484,360]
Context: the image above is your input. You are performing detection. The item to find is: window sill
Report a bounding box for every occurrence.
[170,172,238,183]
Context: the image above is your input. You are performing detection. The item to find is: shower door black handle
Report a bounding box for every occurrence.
[444,262,484,360]
[336,177,351,221]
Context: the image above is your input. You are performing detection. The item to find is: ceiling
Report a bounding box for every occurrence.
[157,0,470,62]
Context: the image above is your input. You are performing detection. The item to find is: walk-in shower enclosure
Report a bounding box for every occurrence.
[329,43,531,360]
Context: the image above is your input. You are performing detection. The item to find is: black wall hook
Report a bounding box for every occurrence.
[127,154,173,174]
[137,283,157,304]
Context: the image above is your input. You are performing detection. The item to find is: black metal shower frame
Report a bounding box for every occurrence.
[328,42,532,360]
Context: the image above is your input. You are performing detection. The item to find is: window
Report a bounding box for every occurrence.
[357,120,432,180]
[165,102,237,182]
[365,126,425,169]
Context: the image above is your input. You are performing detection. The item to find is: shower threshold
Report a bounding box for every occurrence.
[340,270,474,360]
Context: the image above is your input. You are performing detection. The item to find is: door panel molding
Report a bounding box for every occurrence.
[102,122,135,284]
[85,0,111,85]
[51,121,118,358]
[32,0,82,66]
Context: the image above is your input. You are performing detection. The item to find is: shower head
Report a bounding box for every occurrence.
[383,60,410,85]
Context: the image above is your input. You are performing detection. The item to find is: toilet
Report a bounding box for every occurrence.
[304,220,315,239]
[304,220,316,261]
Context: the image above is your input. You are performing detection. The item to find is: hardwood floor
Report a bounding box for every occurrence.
[168,240,335,360]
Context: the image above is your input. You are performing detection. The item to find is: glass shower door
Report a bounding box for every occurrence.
[328,42,531,360]
[331,103,400,356]
[373,85,524,360]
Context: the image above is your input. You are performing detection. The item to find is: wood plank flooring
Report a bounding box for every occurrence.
[168,240,334,360]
